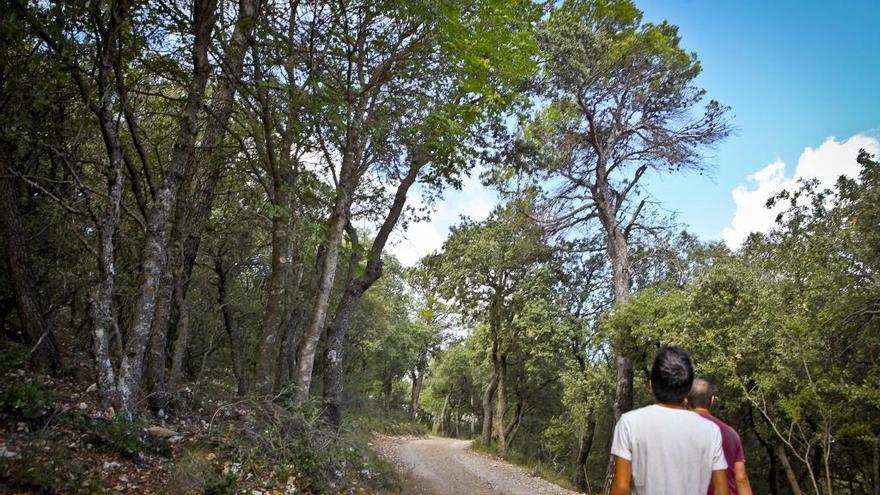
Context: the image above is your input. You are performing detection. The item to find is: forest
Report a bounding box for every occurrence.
[0,0,877,493]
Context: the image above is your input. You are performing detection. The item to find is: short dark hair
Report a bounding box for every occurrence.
[650,347,694,404]
[687,378,714,409]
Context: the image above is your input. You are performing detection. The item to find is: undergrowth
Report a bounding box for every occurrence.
[203,396,410,493]
[0,344,420,494]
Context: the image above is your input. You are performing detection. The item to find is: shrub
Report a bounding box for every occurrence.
[0,375,54,426]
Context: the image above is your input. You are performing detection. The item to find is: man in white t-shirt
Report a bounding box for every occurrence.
[610,347,729,495]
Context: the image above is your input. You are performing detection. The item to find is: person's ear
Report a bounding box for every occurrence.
[684,397,692,409]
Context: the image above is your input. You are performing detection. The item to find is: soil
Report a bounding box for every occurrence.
[372,435,580,495]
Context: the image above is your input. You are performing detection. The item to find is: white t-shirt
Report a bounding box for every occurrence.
[611,404,727,495]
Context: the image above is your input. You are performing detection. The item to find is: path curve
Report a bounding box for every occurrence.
[373,435,579,495]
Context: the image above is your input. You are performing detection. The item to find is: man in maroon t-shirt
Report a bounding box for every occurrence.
[686,379,753,495]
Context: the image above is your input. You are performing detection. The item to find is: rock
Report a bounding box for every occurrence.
[118,475,129,483]
[106,407,116,419]
[86,383,98,393]
[145,426,179,438]
[103,461,121,470]
[206,452,217,461]
[284,476,297,495]
[223,462,242,477]
[0,446,20,459]
[78,402,88,410]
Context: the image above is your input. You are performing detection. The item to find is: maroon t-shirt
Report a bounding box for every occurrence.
[699,412,745,495]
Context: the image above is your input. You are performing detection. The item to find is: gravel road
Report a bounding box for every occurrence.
[373,435,580,495]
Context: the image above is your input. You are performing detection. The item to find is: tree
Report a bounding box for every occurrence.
[529,0,730,425]
[145,0,263,407]
[309,0,540,425]
[427,203,551,454]
[0,13,63,370]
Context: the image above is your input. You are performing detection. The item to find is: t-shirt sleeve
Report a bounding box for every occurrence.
[733,431,745,464]
[610,415,632,461]
[711,426,728,471]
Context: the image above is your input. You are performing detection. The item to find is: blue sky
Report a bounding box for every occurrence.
[389,0,880,264]
[639,0,880,242]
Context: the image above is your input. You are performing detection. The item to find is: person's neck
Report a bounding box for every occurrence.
[693,407,711,415]
[655,401,686,410]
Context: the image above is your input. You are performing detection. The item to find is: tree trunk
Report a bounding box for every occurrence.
[254,192,290,396]
[504,399,525,448]
[144,0,261,406]
[433,392,451,435]
[481,373,498,447]
[91,80,130,405]
[320,160,422,427]
[145,269,174,409]
[167,291,190,394]
[117,0,218,419]
[469,393,477,437]
[214,257,248,396]
[322,279,368,429]
[382,375,393,413]
[276,260,304,391]
[604,221,633,419]
[0,297,14,339]
[573,415,597,491]
[26,0,131,408]
[495,354,509,455]
[749,409,780,495]
[777,444,805,495]
[88,4,132,403]
[410,364,425,420]
[873,439,879,495]
[596,167,634,494]
[275,307,300,391]
[0,144,61,371]
[294,194,351,405]
[822,429,833,495]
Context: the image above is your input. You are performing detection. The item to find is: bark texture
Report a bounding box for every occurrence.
[293,135,360,405]
[494,354,509,455]
[776,444,805,495]
[409,364,425,419]
[117,0,219,419]
[480,373,498,447]
[254,188,291,396]
[0,143,61,370]
[432,392,451,435]
[67,0,134,403]
[573,416,597,491]
[595,156,636,495]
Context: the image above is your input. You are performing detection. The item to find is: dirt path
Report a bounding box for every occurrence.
[373,435,580,495]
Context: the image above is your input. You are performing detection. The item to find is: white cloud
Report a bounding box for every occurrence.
[387,169,500,266]
[722,133,880,248]
[388,220,446,266]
